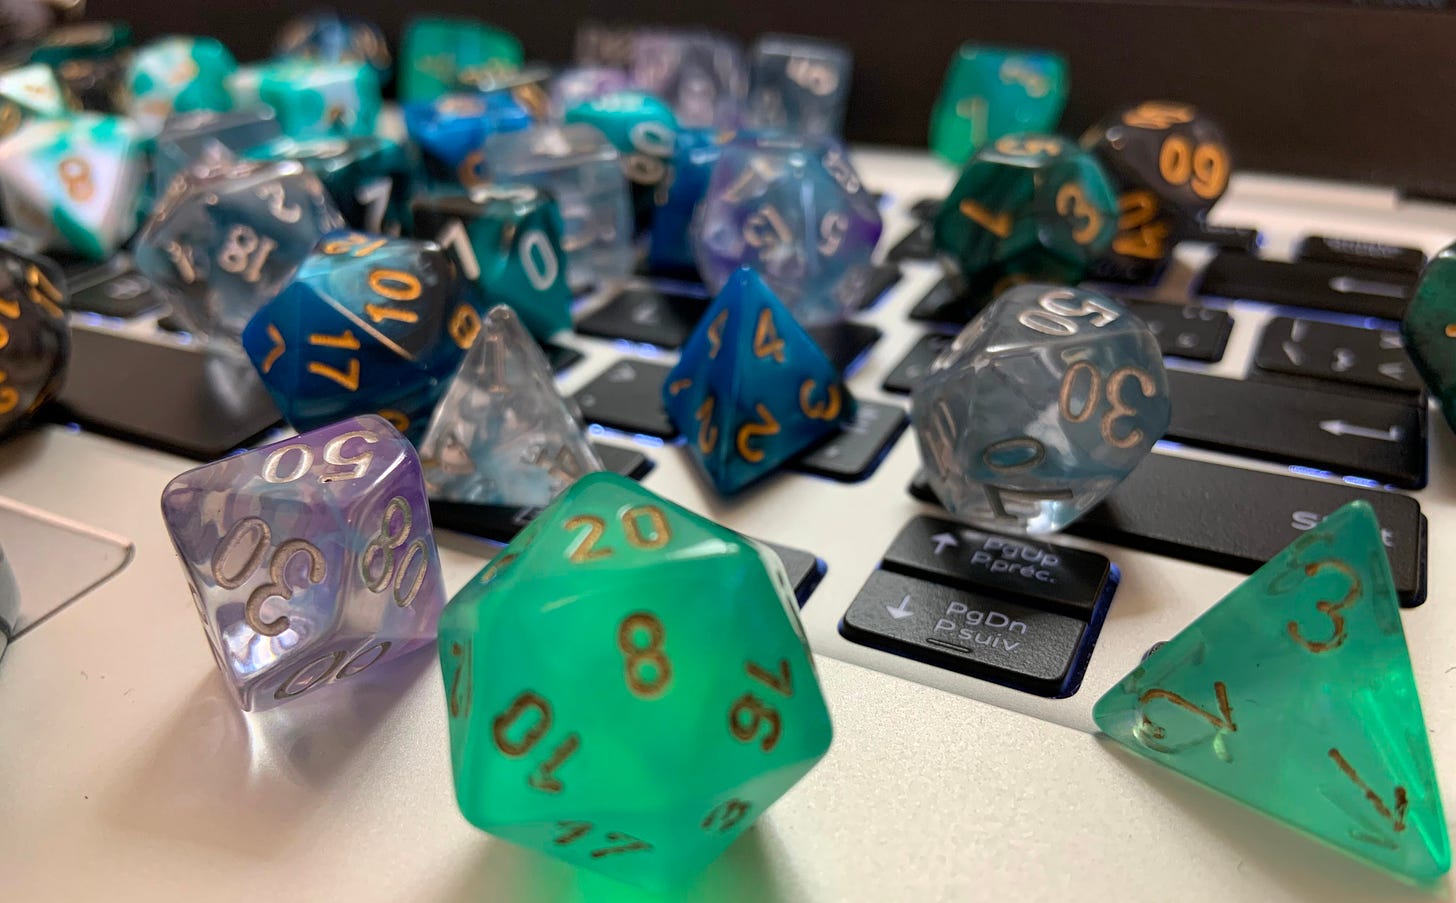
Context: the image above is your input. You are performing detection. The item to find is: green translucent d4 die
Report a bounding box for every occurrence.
[439,472,833,890]
[1402,242,1456,434]
[1093,501,1449,882]
[929,44,1068,167]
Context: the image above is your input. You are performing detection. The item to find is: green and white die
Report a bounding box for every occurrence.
[0,115,146,259]
[0,63,68,139]
[124,35,237,135]
[258,60,381,139]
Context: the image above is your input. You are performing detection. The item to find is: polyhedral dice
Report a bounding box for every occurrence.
[241,230,476,438]
[746,35,851,138]
[418,304,601,506]
[160,415,447,711]
[123,35,237,134]
[1081,101,1233,283]
[257,60,381,140]
[564,90,678,229]
[152,108,282,197]
[663,267,854,494]
[648,127,722,277]
[412,186,572,342]
[398,15,523,102]
[29,20,133,112]
[911,283,1169,534]
[134,158,344,338]
[932,133,1117,310]
[485,123,634,290]
[693,132,882,326]
[574,22,637,70]
[438,471,832,889]
[273,11,393,84]
[630,29,747,130]
[929,45,1068,166]
[550,66,632,119]
[224,63,268,110]
[0,114,145,259]
[0,243,68,438]
[1095,501,1450,881]
[456,64,553,120]
[1401,242,1456,434]
[244,134,415,236]
[0,63,67,140]
[403,92,532,192]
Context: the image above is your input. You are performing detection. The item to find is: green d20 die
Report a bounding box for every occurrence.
[439,472,832,890]
[399,16,524,103]
[0,114,145,259]
[1402,242,1456,434]
[258,60,381,140]
[412,185,573,342]
[929,45,1068,166]
[1093,501,1449,882]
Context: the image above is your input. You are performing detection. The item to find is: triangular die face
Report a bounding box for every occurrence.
[1093,501,1449,881]
[417,304,599,506]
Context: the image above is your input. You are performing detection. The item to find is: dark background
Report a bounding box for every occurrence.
[94,1,1456,198]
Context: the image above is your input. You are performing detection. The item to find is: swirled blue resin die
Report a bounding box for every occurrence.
[241,230,480,440]
[693,132,882,326]
[160,415,447,711]
[911,284,1170,535]
[648,127,723,276]
[403,92,532,192]
[664,267,854,494]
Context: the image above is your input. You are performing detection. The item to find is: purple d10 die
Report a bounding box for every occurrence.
[160,415,446,711]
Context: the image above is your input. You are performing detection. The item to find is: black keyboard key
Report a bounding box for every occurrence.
[1121,300,1232,362]
[763,542,827,607]
[804,321,882,373]
[841,570,1095,697]
[1182,223,1262,253]
[1296,235,1427,276]
[1165,369,1426,488]
[541,342,583,374]
[591,442,655,481]
[573,358,677,439]
[883,333,954,395]
[1065,454,1426,606]
[69,268,163,319]
[1253,316,1421,395]
[1197,253,1415,319]
[882,516,1113,618]
[791,400,907,482]
[908,277,977,326]
[836,262,902,312]
[909,457,1427,607]
[574,283,709,349]
[886,222,936,262]
[909,197,943,221]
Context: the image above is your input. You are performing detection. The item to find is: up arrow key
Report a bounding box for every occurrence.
[886,594,914,619]
[930,533,959,555]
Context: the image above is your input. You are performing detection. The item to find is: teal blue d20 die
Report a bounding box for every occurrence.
[663,267,855,494]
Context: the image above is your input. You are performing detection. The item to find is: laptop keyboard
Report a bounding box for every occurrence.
[42,166,1441,722]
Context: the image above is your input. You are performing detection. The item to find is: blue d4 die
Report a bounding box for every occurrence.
[694,132,882,326]
[663,266,854,493]
[911,283,1170,535]
[403,91,533,192]
[241,230,480,439]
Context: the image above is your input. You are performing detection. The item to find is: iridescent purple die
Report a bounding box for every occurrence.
[160,415,446,711]
[693,132,882,326]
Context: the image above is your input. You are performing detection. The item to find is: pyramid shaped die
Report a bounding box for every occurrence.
[1093,501,1449,882]
[418,304,602,506]
[663,266,854,493]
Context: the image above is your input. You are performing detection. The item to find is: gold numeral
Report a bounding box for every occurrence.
[618,612,671,699]
[1055,182,1103,245]
[959,198,1012,238]
[1287,559,1359,654]
[736,404,781,463]
[753,308,786,362]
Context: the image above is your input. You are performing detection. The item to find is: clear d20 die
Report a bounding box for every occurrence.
[693,132,882,326]
[244,134,415,237]
[439,472,832,890]
[411,185,573,342]
[912,284,1170,535]
[0,114,146,260]
[133,158,345,339]
[664,267,855,494]
[630,29,747,130]
[1094,501,1449,882]
[419,305,602,506]
[152,108,282,198]
[161,415,447,711]
[746,35,852,138]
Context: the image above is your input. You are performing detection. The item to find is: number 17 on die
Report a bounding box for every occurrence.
[161,415,446,710]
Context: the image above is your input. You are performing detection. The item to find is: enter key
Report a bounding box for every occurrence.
[841,571,1093,698]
